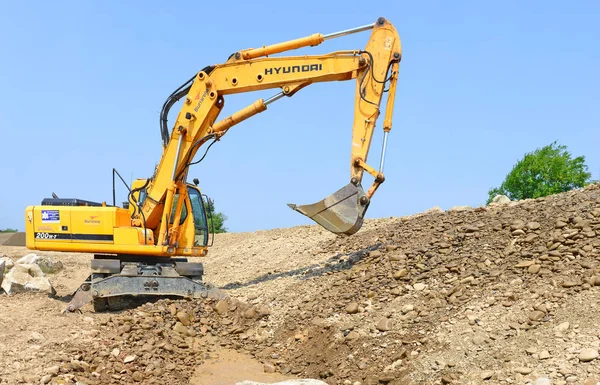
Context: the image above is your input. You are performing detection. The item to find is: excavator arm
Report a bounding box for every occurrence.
[140,16,402,240]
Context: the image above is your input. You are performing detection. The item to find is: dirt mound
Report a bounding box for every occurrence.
[1,232,26,246]
[3,185,600,385]
[201,184,600,384]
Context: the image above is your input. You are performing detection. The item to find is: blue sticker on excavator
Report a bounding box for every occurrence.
[41,210,60,223]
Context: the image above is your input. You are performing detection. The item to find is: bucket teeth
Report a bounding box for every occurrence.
[288,183,369,235]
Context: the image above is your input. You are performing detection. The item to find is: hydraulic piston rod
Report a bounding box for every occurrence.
[323,23,375,40]
[240,19,379,60]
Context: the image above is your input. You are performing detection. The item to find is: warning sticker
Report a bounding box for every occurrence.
[41,210,60,223]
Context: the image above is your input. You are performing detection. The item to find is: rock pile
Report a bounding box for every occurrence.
[50,296,272,384]
[50,183,600,385]
[1,258,56,295]
[16,253,64,274]
[241,183,600,384]
[0,253,62,295]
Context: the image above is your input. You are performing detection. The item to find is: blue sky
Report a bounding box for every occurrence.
[1,1,599,233]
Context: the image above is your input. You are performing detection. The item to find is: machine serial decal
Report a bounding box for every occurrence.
[34,233,114,241]
[41,210,60,223]
[35,232,59,240]
[264,64,322,75]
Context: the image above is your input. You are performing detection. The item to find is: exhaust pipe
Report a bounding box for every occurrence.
[288,182,369,235]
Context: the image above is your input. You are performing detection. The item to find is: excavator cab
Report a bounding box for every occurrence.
[134,180,211,248]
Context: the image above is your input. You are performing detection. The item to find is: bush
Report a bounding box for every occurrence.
[487,141,592,204]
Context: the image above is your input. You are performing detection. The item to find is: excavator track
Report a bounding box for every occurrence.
[64,255,226,313]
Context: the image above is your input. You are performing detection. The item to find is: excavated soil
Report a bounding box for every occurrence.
[2,185,600,385]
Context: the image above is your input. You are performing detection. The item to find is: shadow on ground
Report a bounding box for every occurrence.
[220,242,382,290]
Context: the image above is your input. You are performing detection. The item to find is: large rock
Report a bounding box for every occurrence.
[490,194,511,204]
[448,205,472,212]
[0,259,4,289]
[1,263,55,295]
[422,206,444,215]
[15,253,63,274]
[236,381,328,385]
[0,256,14,270]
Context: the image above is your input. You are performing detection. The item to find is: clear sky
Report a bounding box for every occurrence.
[1,1,599,233]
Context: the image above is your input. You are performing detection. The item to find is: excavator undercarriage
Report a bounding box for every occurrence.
[68,255,224,312]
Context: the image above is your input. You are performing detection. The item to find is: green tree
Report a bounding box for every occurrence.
[205,199,228,233]
[487,141,592,204]
[0,228,18,233]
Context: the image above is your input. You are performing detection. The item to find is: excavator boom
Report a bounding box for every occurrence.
[147,16,401,237]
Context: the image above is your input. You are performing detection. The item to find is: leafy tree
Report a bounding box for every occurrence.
[205,199,228,233]
[0,228,18,233]
[487,141,592,204]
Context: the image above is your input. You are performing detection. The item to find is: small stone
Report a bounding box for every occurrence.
[176,311,191,326]
[514,367,533,375]
[583,379,599,385]
[534,378,551,385]
[376,318,392,331]
[529,310,545,321]
[345,331,360,341]
[41,375,52,384]
[46,366,59,376]
[346,302,359,314]
[481,371,494,380]
[472,335,486,345]
[393,269,408,279]
[28,331,44,342]
[370,250,382,258]
[173,322,189,335]
[556,322,570,332]
[111,348,120,357]
[263,363,276,373]
[243,307,257,319]
[214,300,229,315]
[526,347,538,355]
[401,304,414,314]
[515,260,535,268]
[562,280,580,288]
[528,264,541,274]
[579,348,599,362]
[413,283,426,291]
[132,371,143,382]
[527,222,541,230]
[123,355,136,364]
[539,350,551,359]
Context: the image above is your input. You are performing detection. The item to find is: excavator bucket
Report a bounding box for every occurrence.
[288,183,369,235]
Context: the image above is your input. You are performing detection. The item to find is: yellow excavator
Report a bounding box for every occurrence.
[24,17,402,311]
